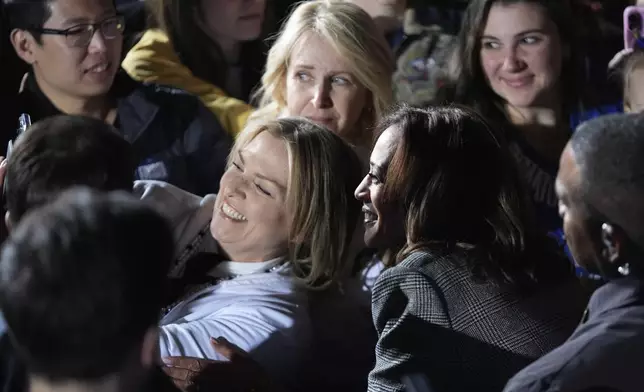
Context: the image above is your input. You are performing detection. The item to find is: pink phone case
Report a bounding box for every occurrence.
[624,6,644,50]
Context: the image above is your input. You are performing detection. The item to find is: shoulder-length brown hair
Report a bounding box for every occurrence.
[380,105,569,288]
[442,0,596,125]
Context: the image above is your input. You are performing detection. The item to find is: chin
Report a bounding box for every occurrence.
[237,21,263,41]
[81,82,115,97]
[363,235,377,249]
[506,97,540,108]
[363,226,381,250]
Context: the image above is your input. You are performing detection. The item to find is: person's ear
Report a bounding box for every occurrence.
[10,29,39,66]
[601,223,624,265]
[4,211,12,233]
[140,327,159,368]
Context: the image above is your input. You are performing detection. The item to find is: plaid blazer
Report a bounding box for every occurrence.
[368,249,587,392]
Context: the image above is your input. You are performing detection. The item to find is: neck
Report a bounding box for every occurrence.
[30,374,120,392]
[215,37,241,65]
[504,101,570,165]
[505,103,562,128]
[33,71,115,122]
[218,242,285,264]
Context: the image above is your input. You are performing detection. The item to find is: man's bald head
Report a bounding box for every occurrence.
[570,113,644,247]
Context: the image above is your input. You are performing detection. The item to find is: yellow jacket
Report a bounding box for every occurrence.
[122,29,254,137]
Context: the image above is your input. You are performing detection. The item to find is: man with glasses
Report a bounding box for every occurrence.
[1,0,233,196]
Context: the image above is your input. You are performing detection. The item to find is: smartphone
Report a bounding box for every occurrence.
[2,113,31,202]
[624,6,644,50]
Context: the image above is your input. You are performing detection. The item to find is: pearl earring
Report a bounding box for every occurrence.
[618,263,631,277]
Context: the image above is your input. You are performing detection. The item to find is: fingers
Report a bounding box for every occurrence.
[211,336,247,360]
[608,48,634,70]
[164,356,205,372]
[163,366,193,381]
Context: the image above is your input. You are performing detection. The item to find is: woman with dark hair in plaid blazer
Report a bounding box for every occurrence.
[354,105,588,392]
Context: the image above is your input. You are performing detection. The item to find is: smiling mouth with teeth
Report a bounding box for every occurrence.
[363,208,378,223]
[87,63,109,73]
[221,202,247,221]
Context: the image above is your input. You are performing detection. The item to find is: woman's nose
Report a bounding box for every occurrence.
[312,81,332,109]
[354,175,371,201]
[226,174,249,199]
[501,46,527,72]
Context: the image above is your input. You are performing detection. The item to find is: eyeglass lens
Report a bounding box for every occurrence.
[67,17,124,47]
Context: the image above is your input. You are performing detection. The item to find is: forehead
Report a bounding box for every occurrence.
[556,143,582,197]
[240,131,290,184]
[290,32,354,74]
[48,0,115,23]
[482,2,553,37]
[371,125,400,167]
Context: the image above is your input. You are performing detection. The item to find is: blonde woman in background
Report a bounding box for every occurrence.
[251,0,395,158]
[123,0,394,147]
[244,4,394,390]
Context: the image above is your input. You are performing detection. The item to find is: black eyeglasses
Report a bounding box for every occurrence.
[29,15,125,48]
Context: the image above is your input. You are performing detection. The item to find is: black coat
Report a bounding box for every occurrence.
[6,71,233,196]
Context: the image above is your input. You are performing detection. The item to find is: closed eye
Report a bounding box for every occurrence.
[368,172,382,184]
[66,25,90,35]
[231,161,243,171]
[255,183,271,196]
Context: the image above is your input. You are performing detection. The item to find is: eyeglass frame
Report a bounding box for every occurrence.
[26,15,126,48]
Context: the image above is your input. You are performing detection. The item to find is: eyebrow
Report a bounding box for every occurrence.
[238,151,287,190]
[292,63,354,76]
[62,11,117,26]
[481,29,547,39]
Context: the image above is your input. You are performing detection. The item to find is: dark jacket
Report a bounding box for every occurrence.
[504,277,644,392]
[0,332,181,392]
[368,249,587,392]
[6,71,232,196]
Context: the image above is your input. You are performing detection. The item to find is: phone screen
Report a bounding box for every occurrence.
[624,6,644,50]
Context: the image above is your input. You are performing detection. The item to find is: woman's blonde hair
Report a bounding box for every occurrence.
[230,117,363,289]
[251,0,394,147]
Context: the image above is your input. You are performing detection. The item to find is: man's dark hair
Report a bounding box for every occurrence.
[2,0,117,43]
[0,187,173,380]
[5,114,135,223]
[571,113,644,248]
[3,0,54,43]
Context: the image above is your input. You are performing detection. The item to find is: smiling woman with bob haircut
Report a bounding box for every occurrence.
[138,116,364,389]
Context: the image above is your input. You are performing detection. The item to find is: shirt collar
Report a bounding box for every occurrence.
[588,277,644,319]
[209,257,286,278]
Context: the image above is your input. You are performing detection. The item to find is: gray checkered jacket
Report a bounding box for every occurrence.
[368,249,587,392]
